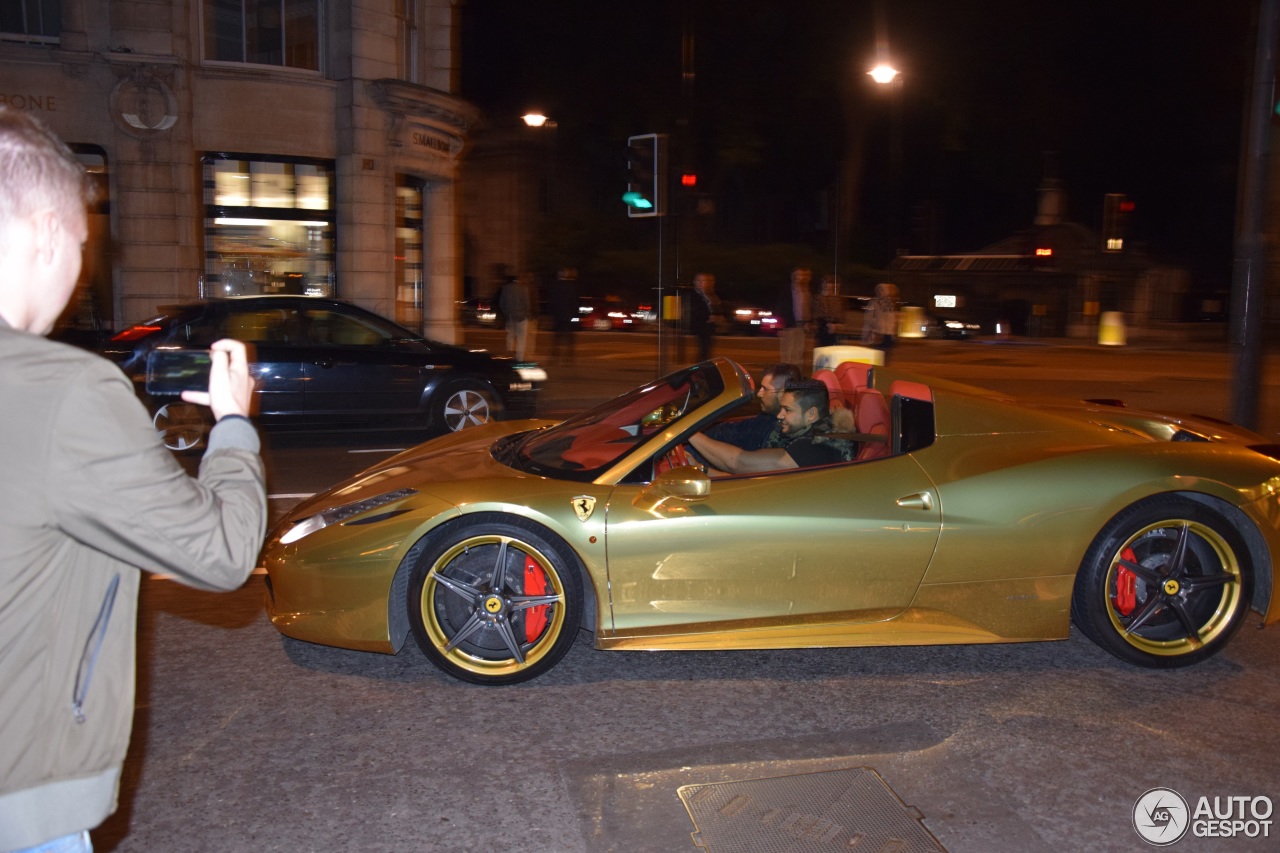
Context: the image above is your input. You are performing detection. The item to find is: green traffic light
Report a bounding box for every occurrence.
[622,191,653,209]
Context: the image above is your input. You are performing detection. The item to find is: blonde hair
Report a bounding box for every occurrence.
[0,106,92,249]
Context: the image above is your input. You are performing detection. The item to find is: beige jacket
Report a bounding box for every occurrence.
[0,320,266,850]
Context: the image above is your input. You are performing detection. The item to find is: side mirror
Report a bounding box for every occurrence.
[633,465,711,512]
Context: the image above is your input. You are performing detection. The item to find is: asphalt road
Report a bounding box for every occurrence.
[97,331,1280,852]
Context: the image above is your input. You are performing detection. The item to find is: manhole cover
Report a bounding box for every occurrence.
[679,766,945,852]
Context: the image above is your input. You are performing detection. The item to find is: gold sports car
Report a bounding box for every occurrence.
[262,357,1280,685]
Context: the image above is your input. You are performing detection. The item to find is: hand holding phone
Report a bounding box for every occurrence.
[180,339,255,421]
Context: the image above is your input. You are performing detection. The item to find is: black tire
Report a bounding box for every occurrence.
[407,515,584,685]
[152,401,213,452]
[1071,496,1253,668]
[432,381,499,433]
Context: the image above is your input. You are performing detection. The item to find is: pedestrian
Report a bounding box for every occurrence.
[815,274,843,348]
[0,107,268,853]
[499,271,535,361]
[548,266,580,362]
[776,267,812,365]
[863,282,900,361]
[688,272,722,361]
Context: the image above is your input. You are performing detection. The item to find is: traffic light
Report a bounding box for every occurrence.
[1102,193,1133,252]
[624,133,668,217]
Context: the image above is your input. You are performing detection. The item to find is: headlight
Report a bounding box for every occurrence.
[279,488,418,545]
[516,365,547,382]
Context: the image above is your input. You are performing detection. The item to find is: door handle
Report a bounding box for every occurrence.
[896,492,933,511]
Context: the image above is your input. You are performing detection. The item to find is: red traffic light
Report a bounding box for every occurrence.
[680,173,697,188]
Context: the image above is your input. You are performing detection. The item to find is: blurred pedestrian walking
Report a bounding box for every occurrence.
[548,266,580,362]
[777,267,812,365]
[863,282,899,361]
[500,271,535,361]
[688,272,722,361]
[815,274,843,348]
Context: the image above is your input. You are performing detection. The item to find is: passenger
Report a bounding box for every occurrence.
[689,378,855,474]
[703,362,803,451]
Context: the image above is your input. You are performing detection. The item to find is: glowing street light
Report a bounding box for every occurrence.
[868,63,899,85]
[522,113,549,127]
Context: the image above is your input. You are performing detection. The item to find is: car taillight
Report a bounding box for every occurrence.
[110,325,162,342]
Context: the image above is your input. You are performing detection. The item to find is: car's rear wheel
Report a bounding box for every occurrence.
[152,401,213,452]
[407,516,584,685]
[433,382,499,432]
[1071,496,1253,668]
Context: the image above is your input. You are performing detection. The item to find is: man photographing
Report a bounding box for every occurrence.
[0,108,267,853]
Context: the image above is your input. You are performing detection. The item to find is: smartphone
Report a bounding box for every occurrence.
[146,348,212,396]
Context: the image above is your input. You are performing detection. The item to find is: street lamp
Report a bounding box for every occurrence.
[522,113,557,128]
[868,61,903,256]
[867,63,899,85]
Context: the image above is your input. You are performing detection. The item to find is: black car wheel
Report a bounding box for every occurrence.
[407,516,584,685]
[1071,496,1253,668]
[434,382,498,432]
[152,401,213,452]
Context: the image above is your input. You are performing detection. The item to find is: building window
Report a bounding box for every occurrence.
[202,154,335,298]
[203,0,323,71]
[0,0,60,43]
[396,0,418,83]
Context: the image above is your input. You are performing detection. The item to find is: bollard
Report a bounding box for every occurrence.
[1098,311,1126,346]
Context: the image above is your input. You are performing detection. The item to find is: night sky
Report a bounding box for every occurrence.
[461,0,1258,287]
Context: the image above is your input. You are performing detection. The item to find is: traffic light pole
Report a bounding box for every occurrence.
[623,133,672,374]
[1230,0,1278,430]
[657,215,667,376]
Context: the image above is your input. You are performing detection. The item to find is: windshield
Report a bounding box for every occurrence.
[514,362,733,481]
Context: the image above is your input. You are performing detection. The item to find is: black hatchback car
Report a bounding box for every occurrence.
[102,296,542,450]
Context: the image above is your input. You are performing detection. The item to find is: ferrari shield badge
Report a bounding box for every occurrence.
[572,495,596,523]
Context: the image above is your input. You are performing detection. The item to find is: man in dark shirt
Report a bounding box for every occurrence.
[704,362,802,451]
[689,378,854,474]
[687,272,722,361]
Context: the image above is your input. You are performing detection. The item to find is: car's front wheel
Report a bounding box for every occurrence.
[407,516,584,685]
[432,381,499,433]
[1071,496,1253,668]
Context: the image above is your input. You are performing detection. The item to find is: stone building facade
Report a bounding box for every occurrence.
[1,0,476,343]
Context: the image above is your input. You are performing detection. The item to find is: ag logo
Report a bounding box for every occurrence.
[572,495,596,522]
[1133,787,1190,846]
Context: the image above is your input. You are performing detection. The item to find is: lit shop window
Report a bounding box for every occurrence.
[202,155,335,298]
[0,0,60,44]
[394,177,425,329]
[203,0,322,71]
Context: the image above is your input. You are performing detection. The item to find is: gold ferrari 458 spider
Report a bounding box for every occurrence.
[261,357,1280,684]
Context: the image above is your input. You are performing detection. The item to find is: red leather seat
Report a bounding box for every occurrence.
[853,389,892,460]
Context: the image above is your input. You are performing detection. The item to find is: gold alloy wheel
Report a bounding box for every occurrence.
[419,533,568,679]
[1104,518,1245,657]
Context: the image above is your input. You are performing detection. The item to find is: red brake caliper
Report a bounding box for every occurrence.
[523,555,549,642]
[1114,547,1138,616]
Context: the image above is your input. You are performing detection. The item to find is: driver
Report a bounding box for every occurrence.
[689,379,855,474]
[703,362,802,451]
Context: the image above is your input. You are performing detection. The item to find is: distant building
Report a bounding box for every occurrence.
[1,0,476,342]
[887,177,1190,338]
